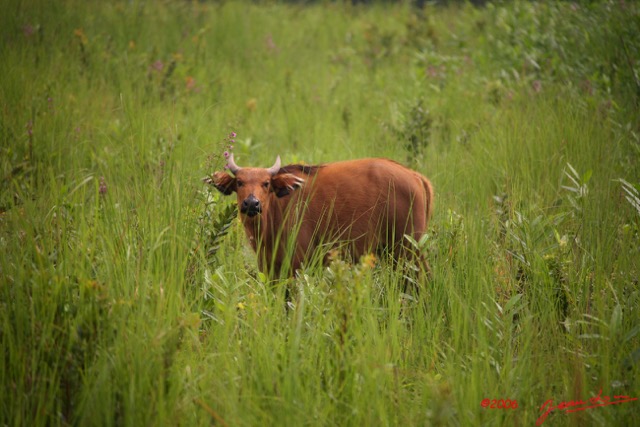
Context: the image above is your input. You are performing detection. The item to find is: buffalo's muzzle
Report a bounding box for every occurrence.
[241,195,261,217]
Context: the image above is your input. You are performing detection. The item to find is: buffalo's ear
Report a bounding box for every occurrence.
[203,172,236,195]
[271,173,305,198]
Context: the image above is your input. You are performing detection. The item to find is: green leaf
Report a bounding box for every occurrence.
[504,293,523,315]
[623,323,640,343]
[610,304,622,335]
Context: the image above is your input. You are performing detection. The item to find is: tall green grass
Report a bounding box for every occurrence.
[1,0,639,426]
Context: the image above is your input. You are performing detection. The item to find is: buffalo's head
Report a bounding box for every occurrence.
[205,154,304,218]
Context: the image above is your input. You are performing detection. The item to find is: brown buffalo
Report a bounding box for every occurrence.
[205,155,434,278]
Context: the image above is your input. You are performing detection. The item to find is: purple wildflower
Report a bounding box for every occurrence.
[151,60,164,72]
[532,80,542,93]
[23,24,35,37]
[99,176,107,195]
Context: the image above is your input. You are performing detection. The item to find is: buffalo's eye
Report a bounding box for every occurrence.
[262,181,270,189]
[237,180,244,188]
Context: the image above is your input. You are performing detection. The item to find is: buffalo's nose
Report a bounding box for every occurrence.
[241,196,261,217]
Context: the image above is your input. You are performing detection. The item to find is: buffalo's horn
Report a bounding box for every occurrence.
[227,153,241,175]
[266,156,281,176]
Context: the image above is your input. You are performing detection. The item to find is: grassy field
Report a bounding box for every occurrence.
[1,0,639,426]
